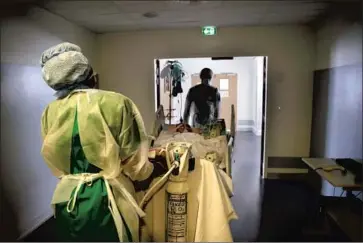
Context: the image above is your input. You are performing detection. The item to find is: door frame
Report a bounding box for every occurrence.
[260,56,268,178]
[155,59,161,110]
[154,56,269,178]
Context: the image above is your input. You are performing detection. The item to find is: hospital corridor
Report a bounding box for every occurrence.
[1,0,362,242]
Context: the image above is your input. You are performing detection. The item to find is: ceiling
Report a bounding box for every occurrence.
[41,1,349,33]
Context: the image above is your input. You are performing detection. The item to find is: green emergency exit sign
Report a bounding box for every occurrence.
[202,26,217,36]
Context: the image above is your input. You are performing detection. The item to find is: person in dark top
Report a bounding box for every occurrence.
[183,68,221,127]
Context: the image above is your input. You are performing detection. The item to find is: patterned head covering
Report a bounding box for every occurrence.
[40,42,92,98]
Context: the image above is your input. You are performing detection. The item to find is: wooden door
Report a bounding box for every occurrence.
[191,73,238,130]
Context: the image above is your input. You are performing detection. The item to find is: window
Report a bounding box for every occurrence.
[220,78,229,90]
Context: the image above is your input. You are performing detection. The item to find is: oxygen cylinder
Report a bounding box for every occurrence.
[165,142,191,242]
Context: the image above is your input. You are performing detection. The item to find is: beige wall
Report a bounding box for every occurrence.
[314,18,362,198]
[1,7,96,66]
[97,25,315,157]
[316,18,362,70]
[1,7,96,240]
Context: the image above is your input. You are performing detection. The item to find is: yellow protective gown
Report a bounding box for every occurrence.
[41,89,153,242]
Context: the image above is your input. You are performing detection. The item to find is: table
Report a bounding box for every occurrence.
[301,158,362,190]
[302,158,363,241]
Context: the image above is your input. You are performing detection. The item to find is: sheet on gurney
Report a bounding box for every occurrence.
[136,131,237,242]
[152,130,233,195]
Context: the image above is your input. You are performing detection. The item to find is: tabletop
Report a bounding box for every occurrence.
[301,158,362,189]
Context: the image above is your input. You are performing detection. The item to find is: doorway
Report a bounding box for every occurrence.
[154,56,268,177]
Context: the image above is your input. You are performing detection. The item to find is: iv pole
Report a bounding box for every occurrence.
[168,63,174,125]
[164,60,184,125]
[156,59,161,108]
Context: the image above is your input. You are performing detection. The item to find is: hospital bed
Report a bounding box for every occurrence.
[136,105,237,242]
[149,104,235,178]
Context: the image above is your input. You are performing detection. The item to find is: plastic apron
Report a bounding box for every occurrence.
[41,89,153,242]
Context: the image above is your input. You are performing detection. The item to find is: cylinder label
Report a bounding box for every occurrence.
[166,193,187,242]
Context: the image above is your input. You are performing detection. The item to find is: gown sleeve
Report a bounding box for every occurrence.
[41,108,49,140]
[118,99,154,182]
[40,106,63,178]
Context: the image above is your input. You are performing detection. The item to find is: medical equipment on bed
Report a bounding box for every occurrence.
[200,119,227,139]
[140,139,237,242]
[138,105,237,242]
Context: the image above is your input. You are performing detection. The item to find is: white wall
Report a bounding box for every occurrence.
[315,18,362,198]
[159,57,258,127]
[98,25,315,158]
[0,7,96,240]
[250,59,257,133]
[253,57,264,136]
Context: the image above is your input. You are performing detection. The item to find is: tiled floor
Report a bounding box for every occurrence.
[229,132,324,242]
[229,131,262,241]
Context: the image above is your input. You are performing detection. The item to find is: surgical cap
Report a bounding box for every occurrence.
[40,42,91,90]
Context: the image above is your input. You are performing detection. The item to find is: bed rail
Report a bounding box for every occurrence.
[150,105,165,146]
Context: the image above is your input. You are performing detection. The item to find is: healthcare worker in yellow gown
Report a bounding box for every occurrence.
[40,42,160,242]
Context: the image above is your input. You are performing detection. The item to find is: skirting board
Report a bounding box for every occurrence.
[253,127,262,136]
[237,125,253,132]
[237,120,254,132]
[237,120,262,136]
[237,125,262,136]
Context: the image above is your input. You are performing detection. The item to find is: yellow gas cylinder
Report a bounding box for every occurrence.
[165,142,192,242]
